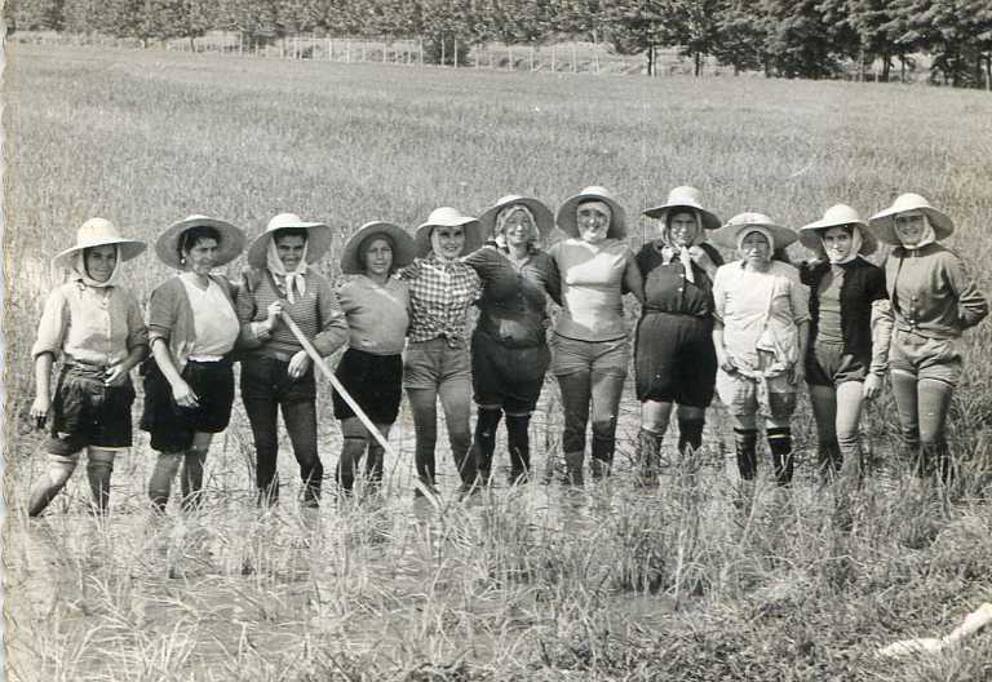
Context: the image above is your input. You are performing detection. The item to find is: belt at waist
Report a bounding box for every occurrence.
[247,349,299,363]
[641,306,711,319]
[188,354,226,363]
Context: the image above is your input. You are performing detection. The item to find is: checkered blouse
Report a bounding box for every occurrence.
[399,253,482,347]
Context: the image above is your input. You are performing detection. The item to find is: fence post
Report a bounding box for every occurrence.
[419,37,424,66]
[571,43,577,73]
[551,44,556,72]
[507,44,512,70]
[383,38,387,63]
[346,39,351,63]
[530,45,535,71]
[453,37,458,67]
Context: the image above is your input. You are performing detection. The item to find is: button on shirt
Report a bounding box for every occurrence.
[636,241,722,317]
[400,253,482,347]
[463,245,556,348]
[32,279,148,365]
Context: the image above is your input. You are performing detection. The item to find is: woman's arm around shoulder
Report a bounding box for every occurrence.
[941,249,989,330]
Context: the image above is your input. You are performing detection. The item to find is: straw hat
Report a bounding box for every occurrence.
[340,221,417,275]
[797,204,877,256]
[556,186,627,239]
[52,218,146,270]
[477,195,555,243]
[155,215,245,269]
[868,193,954,245]
[642,185,721,230]
[246,213,333,268]
[710,212,798,250]
[413,207,483,258]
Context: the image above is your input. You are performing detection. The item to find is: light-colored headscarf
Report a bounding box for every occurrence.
[895,213,936,251]
[266,237,309,303]
[72,246,121,288]
[737,226,774,254]
[494,204,538,248]
[661,211,703,283]
[820,225,863,265]
[576,200,612,243]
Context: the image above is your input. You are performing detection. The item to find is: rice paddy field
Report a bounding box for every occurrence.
[3,43,992,680]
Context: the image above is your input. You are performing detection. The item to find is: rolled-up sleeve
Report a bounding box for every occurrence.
[31,288,68,359]
[312,277,349,356]
[712,266,728,323]
[788,272,811,324]
[126,295,149,351]
[236,274,268,349]
[146,282,176,346]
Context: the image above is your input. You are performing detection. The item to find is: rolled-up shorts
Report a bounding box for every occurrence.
[634,311,716,407]
[805,339,869,387]
[141,358,235,452]
[889,328,963,387]
[550,333,629,378]
[716,354,797,420]
[471,330,550,414]
[333,348,403,424]
[403,337,471,390]
[48,363,135,456]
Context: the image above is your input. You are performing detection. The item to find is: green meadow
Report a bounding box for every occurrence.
[3,44,992,680]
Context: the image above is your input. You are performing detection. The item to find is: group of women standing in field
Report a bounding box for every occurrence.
[25,187,989,517]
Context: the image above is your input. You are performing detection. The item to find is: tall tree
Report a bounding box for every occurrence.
[760,0,839,78]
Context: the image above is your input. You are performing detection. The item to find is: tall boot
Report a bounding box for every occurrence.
[734,428,758,481]
[471,408,503,486]
[148,452,183,511]
[505,414,531,484]
[257,476,280,507]
[590,437,614,481]
[818,441,842,484]
[767,427,794,486]
[637,428,662,486]
[563,451,585,485]
[923,438,952,485]
[28,455,78,517]
[180,447,207,511]
[336,436,367,494]
[86,451,116,515]
[677,418,705,459]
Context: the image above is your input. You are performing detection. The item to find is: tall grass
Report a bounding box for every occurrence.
[4,44,992,679]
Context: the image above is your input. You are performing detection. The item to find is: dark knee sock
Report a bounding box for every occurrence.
[505,415,531,475]
[734,428,758,481]
[86,459,114,513]
[472,408,503,478]
[677,418,705,457]
[337,437,367,492]
[181,447,208,511]
[365,441,385,485]
[767,427,793,486]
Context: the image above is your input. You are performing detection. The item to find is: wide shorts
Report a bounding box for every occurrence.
[550,333,628,378]
[805,339,869,387]
[634,311,716,407]
[471,330,550,414]
[716,352,797,420]
[889,328,962,387]
[333,348,403,424]
[48,363,135,456]
[403,337,470,389]
[141,358,235,452]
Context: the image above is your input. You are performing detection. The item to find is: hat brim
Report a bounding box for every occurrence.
[797,221,877,256]
[247,223,333,268]
[867,206,954,245]
[52,237,147,271]
[340,222,417,275]
[710,222,798,250]
[642,203,721,230]
[413,218,483,258]
[155,217,245,269]
[556,192,627,239]
[477,197,555,243]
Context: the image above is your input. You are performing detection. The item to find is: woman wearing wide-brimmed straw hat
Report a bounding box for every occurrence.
[796,205,889,505]
[463,195,561,486]
[634,186,724,485]
[141,215,245,512]
[867,193,988,482]
[236,213,348,507]
[547,186,644,484]
[333,221,416,494]
[398,206,484,496]
[710,213,809,490]
[26,218,148,516]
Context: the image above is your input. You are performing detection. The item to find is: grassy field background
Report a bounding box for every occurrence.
[3,44,992,680]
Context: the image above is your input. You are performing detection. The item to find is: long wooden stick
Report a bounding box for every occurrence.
[280,312,440,505]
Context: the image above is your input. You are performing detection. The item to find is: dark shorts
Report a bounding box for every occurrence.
[240,355,317,404]
[141,358,235,452]
[634,312,716,407]
[48,363,135,456]
[471,330,550,414]
[805,340,868,387]
[333,348,403,424]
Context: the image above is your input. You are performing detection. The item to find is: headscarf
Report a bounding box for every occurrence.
[576,200,612,243]
[895,213,936,251]
[660,211,703,284]
[429,226,462,262]
[494,204,539,248]
[819,225,863,265]
[72,246,121,288]
[266,237,309,303]
[737,226,774,255]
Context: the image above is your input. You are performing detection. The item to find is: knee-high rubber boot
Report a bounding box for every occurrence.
[677,418,705,458]
[28,456,78,517]
[180,447,208,511]
[563,451,585,486]
[590,437,614,480]
[638,428,662,486]
[86,452,115,514]
[767,427,794,486]
[734,428,758,481]
[505,415,531,483]
[336,436,367,494]
[471,408,503,485]
[148,452,183,511]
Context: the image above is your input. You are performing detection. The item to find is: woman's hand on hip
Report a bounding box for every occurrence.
[863,373,883,400]
[103,363,130,387]
[288,351,311,380]
[172,380,199,408]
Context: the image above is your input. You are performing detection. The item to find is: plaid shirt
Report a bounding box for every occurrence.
[400,253,482,347]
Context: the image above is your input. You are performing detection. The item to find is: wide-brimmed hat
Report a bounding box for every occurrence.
[477,195,555,243]
[155,215,245,269]
[247,213,333,268]
[643,185,721,230]
[868,193,954,245]
[798,204,877,255]
[52,218,147,270]
[340,221,417,274]
[413,207,483,258]
[556,186,627,239]
[710,212,798,250]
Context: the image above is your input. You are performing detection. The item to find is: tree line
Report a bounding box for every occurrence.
[7,0,992,88]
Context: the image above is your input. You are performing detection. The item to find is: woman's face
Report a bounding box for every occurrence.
[275,234,307,270]
[577,201,610,244]
[502,208,536,249]
[363,237,393,277]
[894,211,926,246]
[821,226,853,262]
[431,225,466,259]
[739,231,771,266]
[184,236,219,275]
[85,245,118,282]
[667,211,698,247]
